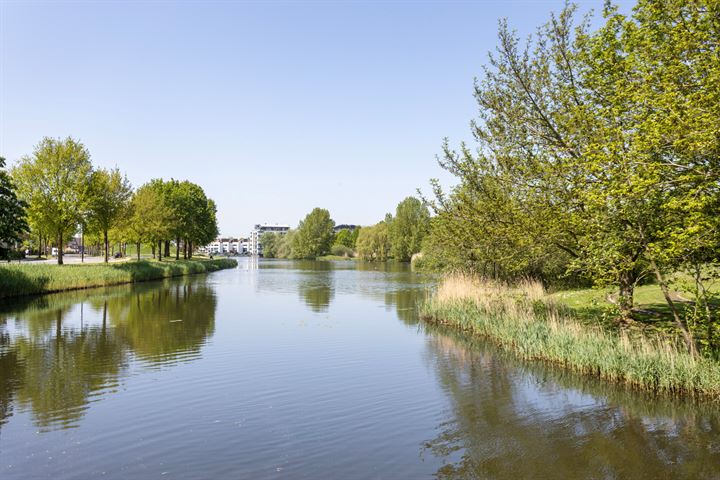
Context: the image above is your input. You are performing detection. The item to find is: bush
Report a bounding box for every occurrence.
[330,245,354,258]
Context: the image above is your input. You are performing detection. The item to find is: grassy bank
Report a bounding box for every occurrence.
[0,258,237,299]
[422,275,720,399]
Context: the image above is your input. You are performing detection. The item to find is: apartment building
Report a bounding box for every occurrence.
[249,223,290,256]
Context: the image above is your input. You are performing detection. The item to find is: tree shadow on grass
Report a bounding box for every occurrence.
[0,268,50,299]
[110,261,171,282]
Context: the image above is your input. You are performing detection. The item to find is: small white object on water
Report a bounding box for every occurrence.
[169,319,183,323]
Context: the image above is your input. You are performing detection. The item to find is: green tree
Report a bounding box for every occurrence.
[87,168,133,262]
[333,229,354,248]
[261,232,280,258]
[0,157,28,257]
[277,230,296,259]
[12,137,93,265]
[389,197,430,262]
[356,222,391,261]
[580,0,720,351]
[160,180,218,259]
[291,208,335,259]
[127,183,172,260]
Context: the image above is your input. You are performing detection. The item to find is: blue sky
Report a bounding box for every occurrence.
[1,0,631,236]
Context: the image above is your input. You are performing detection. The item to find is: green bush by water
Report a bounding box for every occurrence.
[0,258,237,298]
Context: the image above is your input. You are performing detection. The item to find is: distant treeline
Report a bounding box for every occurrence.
[261,197,430,262]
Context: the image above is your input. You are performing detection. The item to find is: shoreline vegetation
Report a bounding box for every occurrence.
[0,258,237,299]
[422,275,720,399]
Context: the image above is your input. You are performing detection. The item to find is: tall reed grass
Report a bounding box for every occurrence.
[422,275,720,399]
[0,258,237,299]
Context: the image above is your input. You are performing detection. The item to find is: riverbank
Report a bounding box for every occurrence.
[0,258,237,299]
[421,275,720,399]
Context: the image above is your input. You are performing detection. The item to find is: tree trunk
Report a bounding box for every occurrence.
[57,232,64,265]
[104,230,109,263]
[176,237,180,260]
[158,240,163,261]
[617,270,635,323]
[188,240,193,258]
[151,243,156,259]
[81,228,85,263]
[183,239,187,259]
[650,260,699,357]
[136,241,141,261]
[164,240,170,257]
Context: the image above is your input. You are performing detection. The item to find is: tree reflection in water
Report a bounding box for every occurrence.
[421,325,720,479]
[0,277,217,430]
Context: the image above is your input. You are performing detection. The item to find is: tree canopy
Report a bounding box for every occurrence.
[421,0,720,352]
[12,137,93,264]
[291,208,335,259]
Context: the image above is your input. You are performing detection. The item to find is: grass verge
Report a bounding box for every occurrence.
[0,258,237,299]
[422,275,720,399]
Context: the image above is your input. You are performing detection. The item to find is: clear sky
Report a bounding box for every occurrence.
[1,0,631,237]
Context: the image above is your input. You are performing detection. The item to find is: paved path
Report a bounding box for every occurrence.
[7,254,137,265]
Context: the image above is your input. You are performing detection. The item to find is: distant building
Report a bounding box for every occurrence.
[333,224,359,233]
[250,223,290,256]
[199,237,249,254]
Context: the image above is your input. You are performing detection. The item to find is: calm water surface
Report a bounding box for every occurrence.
[1,259,719,479]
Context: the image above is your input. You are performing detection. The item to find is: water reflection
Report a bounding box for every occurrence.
[1,260,719,479]
[298,275,335,313]
[102,281,216,365]
[422,324,720,479]
[0,277,217,430]
[253,259,432,320]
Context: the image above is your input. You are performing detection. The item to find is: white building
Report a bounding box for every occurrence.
[199,237,249,254]
[250,223,290,256]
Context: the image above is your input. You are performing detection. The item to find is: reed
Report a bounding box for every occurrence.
[0,258,237,299]
[422,274,720,399]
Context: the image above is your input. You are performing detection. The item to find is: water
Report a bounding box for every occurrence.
[0,259,719,479]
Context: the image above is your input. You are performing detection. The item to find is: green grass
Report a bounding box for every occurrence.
[0,258,237,299]
[422,275,720,399]
[552,280,720,334]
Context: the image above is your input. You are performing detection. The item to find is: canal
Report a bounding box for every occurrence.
[1,259,718,478]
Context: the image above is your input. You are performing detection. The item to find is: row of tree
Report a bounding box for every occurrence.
[2,137,218,264]
[420,1,720,353]
[356,197,430,262]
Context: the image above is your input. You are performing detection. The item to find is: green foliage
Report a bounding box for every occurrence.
[333,229,354,248]
[0,157,28,255]
[291,208,335,259]
[389,197,430,262]
[261,232,280,258]
[276,230,296,259]
[356,222,390,261]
